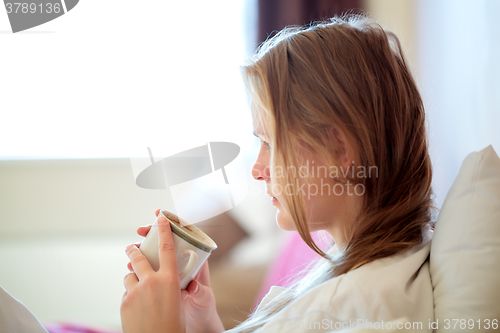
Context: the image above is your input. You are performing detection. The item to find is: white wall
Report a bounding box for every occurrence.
[417,0,500,208]
[364,0,500,209]
[364,0,418,76]
[0,159,168,329]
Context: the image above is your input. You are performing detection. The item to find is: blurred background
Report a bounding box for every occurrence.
[0,0,498,331]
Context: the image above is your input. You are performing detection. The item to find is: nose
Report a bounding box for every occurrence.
[252,146,271,181]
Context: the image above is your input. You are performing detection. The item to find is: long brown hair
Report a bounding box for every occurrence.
[231,13,434,332]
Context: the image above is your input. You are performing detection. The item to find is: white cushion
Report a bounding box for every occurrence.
[430,145,500,332]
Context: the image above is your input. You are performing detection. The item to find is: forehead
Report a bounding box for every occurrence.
[251,107,272,139]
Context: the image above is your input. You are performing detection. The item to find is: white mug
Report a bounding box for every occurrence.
[139,210,217,289]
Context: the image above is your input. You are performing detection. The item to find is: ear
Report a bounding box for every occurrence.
[331,126,354,170]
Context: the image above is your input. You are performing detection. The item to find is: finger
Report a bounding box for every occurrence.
[123,272,138,291]
[125,242,141,250]
[185,280,214,309]
[155,209,161,217]
[126,244,153,280]
[194,261,211,288]
[186,279,200,295]
[137,225,152,237]
[157,215,178,274]
[127,262,133,272]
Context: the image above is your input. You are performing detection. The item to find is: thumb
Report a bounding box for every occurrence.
[185,280,214,310]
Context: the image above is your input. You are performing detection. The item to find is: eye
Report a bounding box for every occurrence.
[261,140,272,152]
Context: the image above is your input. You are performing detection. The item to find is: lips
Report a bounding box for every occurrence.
[267,190,278,202]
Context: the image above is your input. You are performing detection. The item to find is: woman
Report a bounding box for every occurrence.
[121,14,435,332]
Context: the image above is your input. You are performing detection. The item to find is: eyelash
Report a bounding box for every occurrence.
[262,140,272,151]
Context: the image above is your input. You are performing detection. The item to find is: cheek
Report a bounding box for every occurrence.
[301,177,343,216]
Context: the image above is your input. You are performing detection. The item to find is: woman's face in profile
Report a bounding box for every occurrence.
[251,123,356,238]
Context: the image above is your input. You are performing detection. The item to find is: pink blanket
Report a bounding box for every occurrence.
[44,323,121,333]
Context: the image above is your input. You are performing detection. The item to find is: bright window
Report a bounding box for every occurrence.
[0,0,256,159]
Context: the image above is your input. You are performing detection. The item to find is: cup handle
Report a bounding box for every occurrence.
[179,250,198,281]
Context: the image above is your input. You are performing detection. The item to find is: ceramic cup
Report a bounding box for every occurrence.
[139,210,217,289]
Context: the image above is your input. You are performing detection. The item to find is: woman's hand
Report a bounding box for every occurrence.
[121,210,225,333]
[121,212,185,333]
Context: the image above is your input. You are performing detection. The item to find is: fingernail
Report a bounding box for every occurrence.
[183,292,189,300]
[193,281,199,294]
[158,216,168,225]
[125,244,136,253]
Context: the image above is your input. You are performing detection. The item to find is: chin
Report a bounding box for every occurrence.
[275,209,296,231]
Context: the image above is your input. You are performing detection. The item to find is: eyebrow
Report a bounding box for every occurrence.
[253,131,270,142]
[253,128,269,137]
